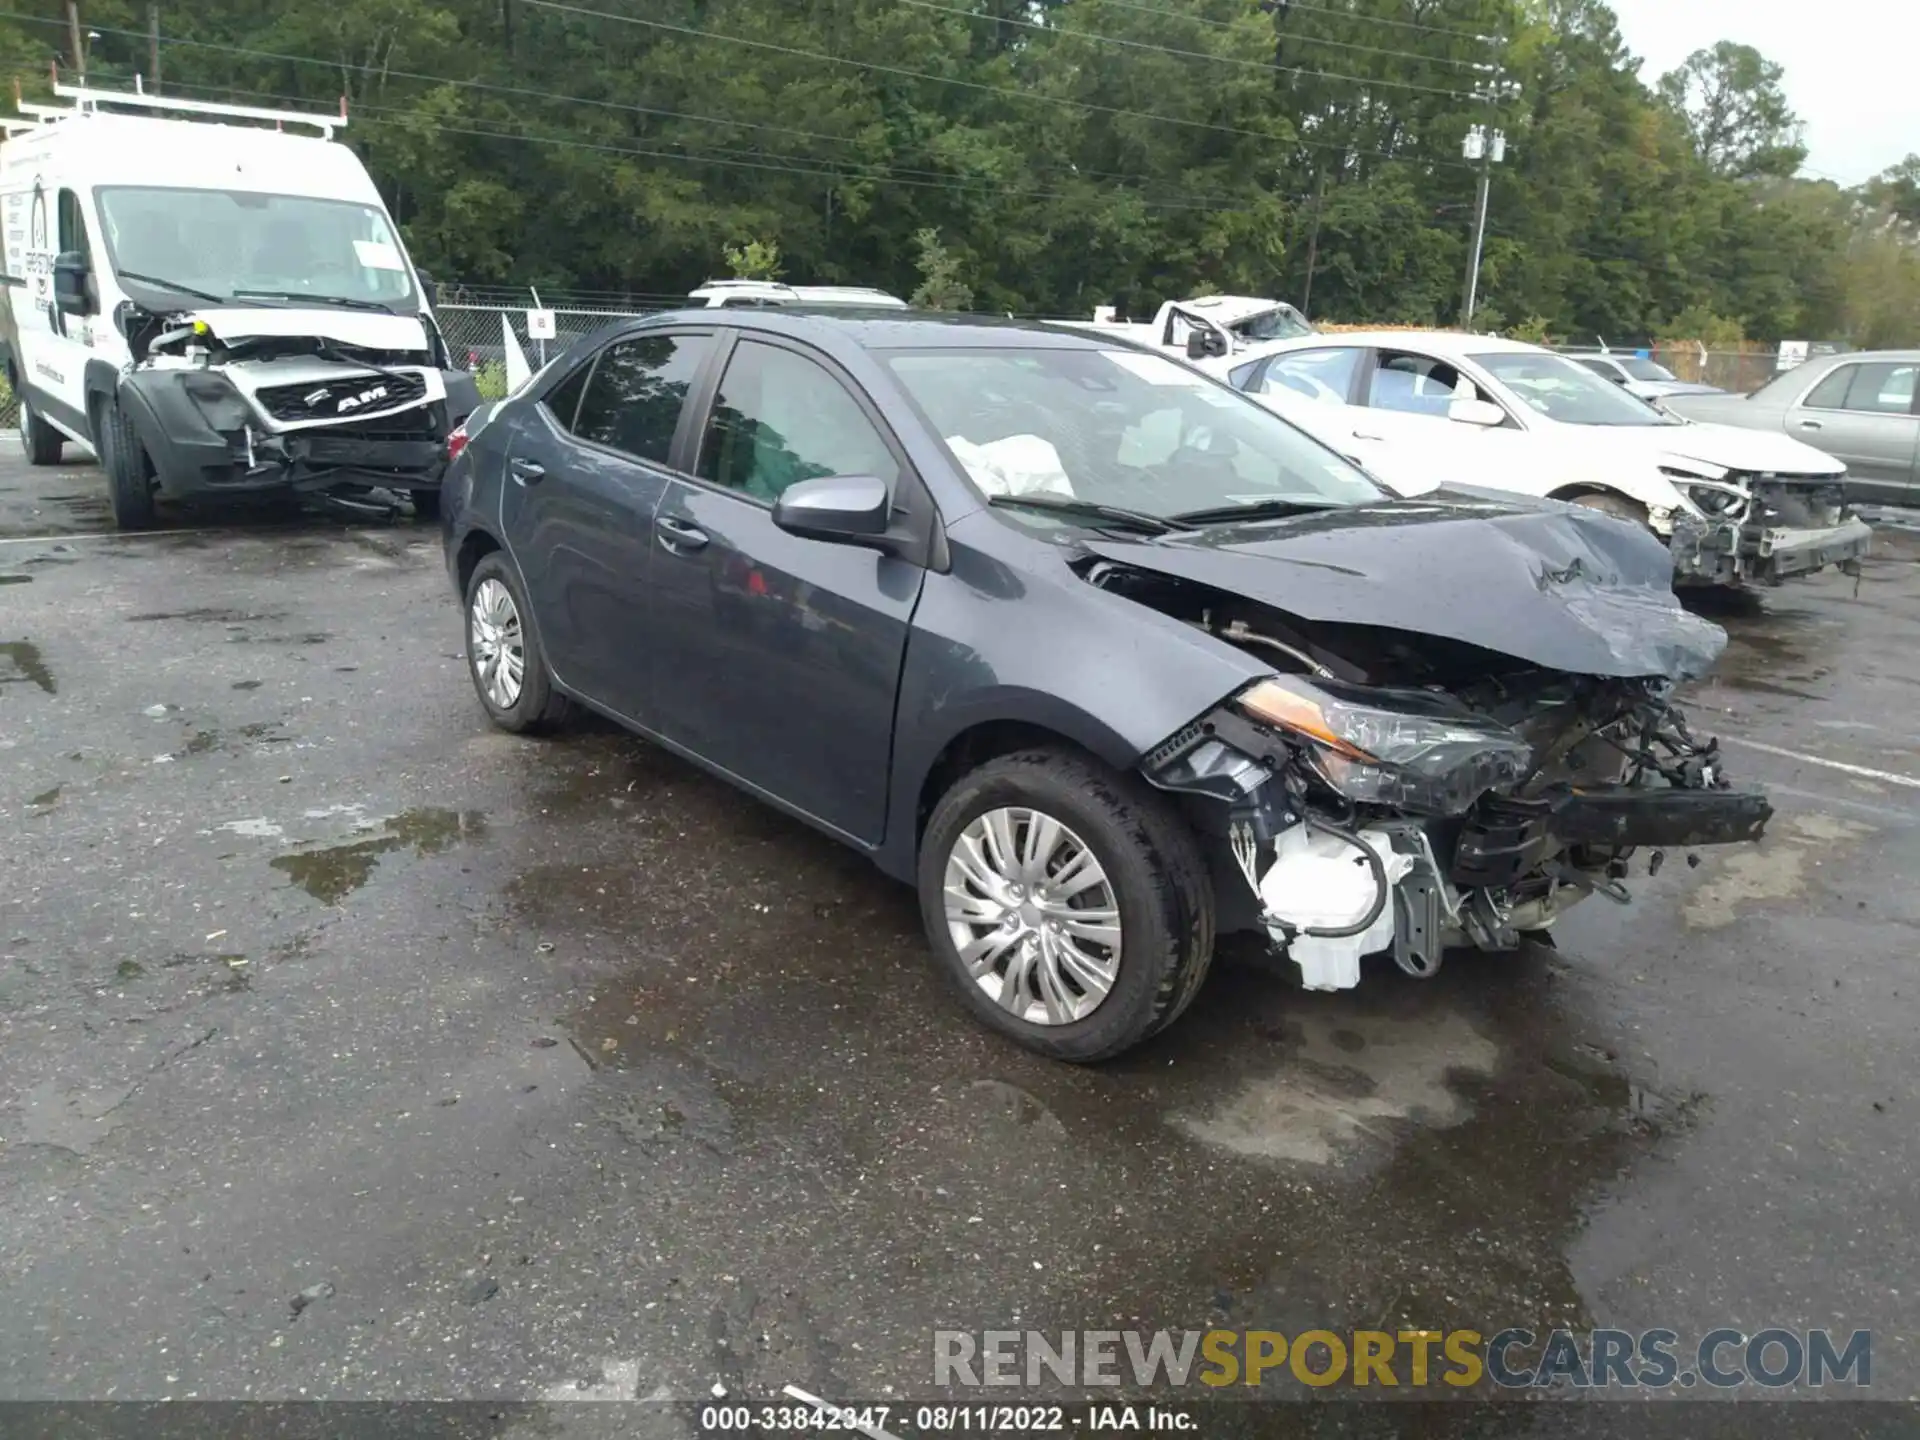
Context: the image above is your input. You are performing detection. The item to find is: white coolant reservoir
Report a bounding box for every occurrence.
[1259,825,1414,991]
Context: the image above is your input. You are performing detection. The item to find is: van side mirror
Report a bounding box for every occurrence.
[1184,328,1228,361]
[53,251,89,315]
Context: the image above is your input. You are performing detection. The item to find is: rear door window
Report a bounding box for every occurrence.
[572,332,716,464]
[1802,362,1918,415]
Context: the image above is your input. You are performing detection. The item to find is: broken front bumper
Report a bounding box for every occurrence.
[1671,512,1873,587]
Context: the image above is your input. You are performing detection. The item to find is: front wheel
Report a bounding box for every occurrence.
[99,398,157,530]
[918,749,1215,1063]
[463,551,572,733]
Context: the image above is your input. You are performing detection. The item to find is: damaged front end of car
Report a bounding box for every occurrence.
[1657,465,1872,588]
[1084,502,1773,990]
[116,308,479,518]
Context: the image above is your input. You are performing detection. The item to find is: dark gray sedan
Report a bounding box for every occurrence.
[1666,351,1920,505]
[441,311,1769,1061]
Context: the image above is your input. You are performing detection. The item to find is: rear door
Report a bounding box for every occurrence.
[648,333,925,843]
[498,327,718,721]
[1789,360,1920,503]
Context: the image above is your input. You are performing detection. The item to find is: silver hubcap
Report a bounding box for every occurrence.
[469,577,525,709]
[943,806,1122,1026]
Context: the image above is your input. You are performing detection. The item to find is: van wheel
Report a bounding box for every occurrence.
[99,399,157,530]
[17,393,64,466]
[918,749,1216,1063]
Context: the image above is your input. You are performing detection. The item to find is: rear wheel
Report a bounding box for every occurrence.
[918,749,1215,1063]
[17,391,64,466]
[98,398,157,530]
[463,551,572,733]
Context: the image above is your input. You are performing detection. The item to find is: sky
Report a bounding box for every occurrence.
[1604,0,1916,186]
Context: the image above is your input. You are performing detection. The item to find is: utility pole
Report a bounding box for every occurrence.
[65,1,85,82]
[1300,170,1327,320]
[149,4,162,92]
[1459,65,1519,330]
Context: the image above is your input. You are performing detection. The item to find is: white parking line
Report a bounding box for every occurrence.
[1720,736,1920,791]
[0,528,212,545]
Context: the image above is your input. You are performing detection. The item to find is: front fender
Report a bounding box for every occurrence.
[876,522,1267,879]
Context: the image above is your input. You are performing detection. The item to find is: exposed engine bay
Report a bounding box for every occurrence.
[114,303,479,518]
[1094,561,1773,990]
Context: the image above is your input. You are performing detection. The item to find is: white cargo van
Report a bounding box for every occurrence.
[0,83,478,526]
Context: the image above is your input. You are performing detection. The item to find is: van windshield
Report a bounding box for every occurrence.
[95,187,417,311]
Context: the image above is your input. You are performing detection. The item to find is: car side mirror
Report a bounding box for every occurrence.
[1448,398,1505,428]
[772,474,893,549]
[53,251,89,315]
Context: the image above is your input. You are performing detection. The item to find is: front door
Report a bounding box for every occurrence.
[1789,360,1920,503]
[9,184,96,437]
[648,335,924,843]
[498,328,717,723]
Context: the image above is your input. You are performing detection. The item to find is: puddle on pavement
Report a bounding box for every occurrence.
[0,639,56,694]
[125,607,290,624]
[1702,603,1843,701]
[0,574,29,585]
[270,807,488,903]
[28,784,61,807]
[496,734,1703,1365]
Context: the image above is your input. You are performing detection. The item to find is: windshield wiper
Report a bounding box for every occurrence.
[115,270,234,305]
[233,290,395,313]
[1166,497,1346,526]
[987,493,1191,535]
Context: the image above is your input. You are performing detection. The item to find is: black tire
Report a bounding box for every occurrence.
[17,391,64,465]
[918,748,1216,1063]
[462,551,572,734]
[98,397,157,531]
[411,489,442,522]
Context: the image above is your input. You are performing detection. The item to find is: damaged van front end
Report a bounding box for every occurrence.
[116,307,478,518]
[1090,496,1772,989]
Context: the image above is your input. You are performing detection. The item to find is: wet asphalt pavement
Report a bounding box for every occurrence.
[2,454,1919,1430]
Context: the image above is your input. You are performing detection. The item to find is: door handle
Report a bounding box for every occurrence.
[509,457,546,485]
[1796,419,1822,431]
[655,515,709,552]
[1351,429,1385,442]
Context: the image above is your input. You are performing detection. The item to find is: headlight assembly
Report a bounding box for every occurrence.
[1660,466,1750,522]
[1237,675,1533,815]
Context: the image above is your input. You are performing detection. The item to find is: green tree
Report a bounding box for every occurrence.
[722,239,783,281]
[1657,42,1806,180]
[908,227,972,310]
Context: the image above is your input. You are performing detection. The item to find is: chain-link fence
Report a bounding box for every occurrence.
[435,302,662,399]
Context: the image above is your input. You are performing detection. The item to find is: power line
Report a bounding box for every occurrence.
[894,0,1474,98]
[521,0,1469,167]
[116,70,1288,215]
[1117,0,1506,47]
[1088,0,1494,69]
[0,14,1289,211]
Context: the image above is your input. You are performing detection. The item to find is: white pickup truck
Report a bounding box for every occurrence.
[1055,294,1314,361]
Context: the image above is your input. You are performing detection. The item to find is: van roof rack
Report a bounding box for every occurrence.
[12,75,347,140]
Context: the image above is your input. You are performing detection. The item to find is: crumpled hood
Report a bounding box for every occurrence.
[1084,497,1728,680]
[187,308,431,354]
[1579,419,1843,478]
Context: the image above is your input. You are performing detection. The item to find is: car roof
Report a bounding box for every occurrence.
[634,306,1142,351]
[1233,330,1558,361]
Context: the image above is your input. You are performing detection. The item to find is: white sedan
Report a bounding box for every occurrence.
[1200,330,1872,588]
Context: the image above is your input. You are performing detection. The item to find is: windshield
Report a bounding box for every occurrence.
[96,187,417,311]
[1471,351,1678,427]
[1231,306,1314,342]
[885,346,1384,520]
[1619,356,1679,382]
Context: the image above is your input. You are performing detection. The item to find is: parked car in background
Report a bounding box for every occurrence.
[687,279,908,309]
[1203,330,1871,588]
[1565,350,1725,403]
[1662,351,1920,506]
[443,310,1767,1062]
